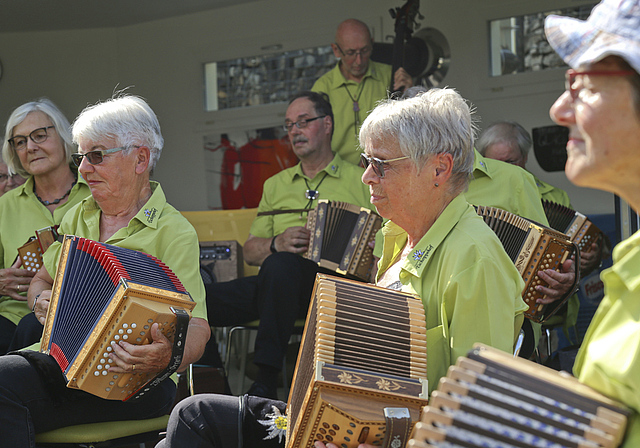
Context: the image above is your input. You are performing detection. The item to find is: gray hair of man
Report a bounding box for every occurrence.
[2,98,74,178]
[72,95,164,174]
[359,87,476,196]
[475,121,532,160]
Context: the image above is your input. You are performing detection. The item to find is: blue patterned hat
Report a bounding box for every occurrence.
[545,0,640,73]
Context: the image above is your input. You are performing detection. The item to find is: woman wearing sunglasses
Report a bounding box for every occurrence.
[0,99,90,354]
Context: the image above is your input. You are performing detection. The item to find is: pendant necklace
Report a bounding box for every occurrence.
[34,175,77,206]
[342,77,367,137]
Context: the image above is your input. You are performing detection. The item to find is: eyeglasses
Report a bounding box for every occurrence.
[8,126,55,151]
[361,153,409,178]
[0,173,21,182]
[71,146,129,167]
[334,43,372,60]
[283,116,327,132]
[565,69,636,100]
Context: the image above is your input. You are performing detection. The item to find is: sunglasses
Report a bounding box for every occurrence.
[71,146,129,167]
[360,153,409,178]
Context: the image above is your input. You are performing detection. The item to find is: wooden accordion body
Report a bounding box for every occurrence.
[409,344,630,448]
[17,226,59,273]
[285,274,429,448]
[304,200,382,281]
[543,199,603,253]
[41,235,195,401]
[475,206,578,323]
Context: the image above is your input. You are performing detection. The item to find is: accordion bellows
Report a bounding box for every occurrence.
[542,199,602,253]
[475,206,577,323]
[304,200,382,281]
[41,235,195,401]
[409,344,630,448]
[285,274,428,448]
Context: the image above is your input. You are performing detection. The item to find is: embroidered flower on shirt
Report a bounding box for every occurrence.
[258,405,288,442]
[413,250,424,261]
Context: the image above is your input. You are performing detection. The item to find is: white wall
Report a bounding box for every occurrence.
[0,0,613,214]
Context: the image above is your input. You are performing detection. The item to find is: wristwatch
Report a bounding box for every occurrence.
[270,235,278,253]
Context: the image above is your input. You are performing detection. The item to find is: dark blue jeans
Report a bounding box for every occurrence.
[0,352,175,447]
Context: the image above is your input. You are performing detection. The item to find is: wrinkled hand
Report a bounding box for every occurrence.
[0,258,36,300]
[535,259,575,305]
[34,290,51,325]
[273,226,310,254]
[580,239,603,277]
[108,323,172,374]
[393,67,414,92]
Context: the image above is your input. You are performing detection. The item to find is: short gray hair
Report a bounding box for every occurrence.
[476,121,531,160]
[359,87,476,195]
[72,95,164,173]
[2,98,74,177]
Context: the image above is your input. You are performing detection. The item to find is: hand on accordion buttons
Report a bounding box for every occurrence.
[0,260,36,301]
[278,226,311,254]
[535,258,576,305]
[108,323,172,374]
[34,290,51,325]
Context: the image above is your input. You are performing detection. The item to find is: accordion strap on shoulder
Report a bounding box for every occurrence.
[257,209,310,216]
[128,307,191,401]
[380,407,412,448]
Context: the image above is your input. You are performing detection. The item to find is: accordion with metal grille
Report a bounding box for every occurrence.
[542,199,603,253]
[409,344,630,448]
[475,206,578,323]
[40,235,195,401]
[285,274,428,448]
[304,200,382,282]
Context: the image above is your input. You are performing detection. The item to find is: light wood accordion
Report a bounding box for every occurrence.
[304,200,382,281]
[542,199,603,253]
[285,274,429,448]
[475,206,579,323]
[40,235,195,401]
[17,226,59,273]
[409,344,630,448]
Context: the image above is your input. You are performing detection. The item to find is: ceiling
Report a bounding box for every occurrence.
[0,0,260,33]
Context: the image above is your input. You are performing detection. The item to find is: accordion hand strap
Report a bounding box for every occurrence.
[380,407,412,448]
[129,307,191,400]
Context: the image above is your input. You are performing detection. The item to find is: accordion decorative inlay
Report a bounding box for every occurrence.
[40,235,195,401]
[475,206,578,323]
[542,199,603,253]
[304,200,382,282]
[285,274,428,448]
[409,344,630,448]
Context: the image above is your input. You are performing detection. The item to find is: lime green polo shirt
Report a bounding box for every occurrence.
[534,174,572,207]
[250,152,373,239]
[0,174,91,325]
[573,230,640,447]
[312,60,391,166]
[377,194,527,394]
[467,150,549,226]
[43,181,206,321]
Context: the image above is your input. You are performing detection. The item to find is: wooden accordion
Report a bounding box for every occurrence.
[285,274,429,448]
[40,235,195,401]
[304,200,382,282]
[409,344,630,448]
[17,226,59,273]
[543,199,603,253]
[475,206,578,323]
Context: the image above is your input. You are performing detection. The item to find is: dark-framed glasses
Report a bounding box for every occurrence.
[360,153,409,178]
[0,173,21,182]
[565,69,636,100]
[71,146,129,167]
[334,43,372,60]
[8,126,55,151]
[283,115,327,132]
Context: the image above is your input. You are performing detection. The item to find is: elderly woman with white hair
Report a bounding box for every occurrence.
[0,99,91,354]
[0,95,209,446]
[154,88,527,448]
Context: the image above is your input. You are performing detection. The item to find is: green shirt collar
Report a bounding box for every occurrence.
[328,61,385,89]
[472,149,493,180]
[291,152,344,182]
[609,230,640,292]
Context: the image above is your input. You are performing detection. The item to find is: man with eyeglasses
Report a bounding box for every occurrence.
[0,159,25,197]
[312,19,413,166]
[202,91,373,399]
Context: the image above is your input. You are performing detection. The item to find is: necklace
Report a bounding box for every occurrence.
[34,176,77,206]
[304,172,329,210]
[342,77,367,136]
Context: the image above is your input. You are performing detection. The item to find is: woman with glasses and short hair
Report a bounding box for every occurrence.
[0,158,26,197]
[0,99,91,354]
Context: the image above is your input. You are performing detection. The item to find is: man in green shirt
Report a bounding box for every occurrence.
[312,19,413,165]
[205,91,373,399]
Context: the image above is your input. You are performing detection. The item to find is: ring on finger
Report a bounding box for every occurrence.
[132,364,136,371]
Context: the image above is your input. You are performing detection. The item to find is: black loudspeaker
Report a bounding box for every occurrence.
[199,240,244,284]
[532,125,569,172]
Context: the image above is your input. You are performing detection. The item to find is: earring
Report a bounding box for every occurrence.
[434,183,439,187]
